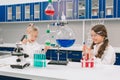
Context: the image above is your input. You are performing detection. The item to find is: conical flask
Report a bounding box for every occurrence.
[45,0,55,16]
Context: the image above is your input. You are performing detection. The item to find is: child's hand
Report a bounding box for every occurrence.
[27,39,33,43]
[44,46,51,53]
[22,39,28,44]
[82,44,90,55]
[82,44,94,59]
[82,44,87,53]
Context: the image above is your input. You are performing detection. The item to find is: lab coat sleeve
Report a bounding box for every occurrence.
[94,46,116,65]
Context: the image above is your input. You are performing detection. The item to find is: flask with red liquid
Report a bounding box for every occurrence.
[45,0,55,16]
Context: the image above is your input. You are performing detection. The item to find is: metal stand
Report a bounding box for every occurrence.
[48,0,68,65]
[48,46,68,65]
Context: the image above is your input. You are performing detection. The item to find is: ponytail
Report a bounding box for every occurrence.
[95,38,109,58]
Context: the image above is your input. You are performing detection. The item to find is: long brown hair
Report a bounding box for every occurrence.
[90,24,109,58]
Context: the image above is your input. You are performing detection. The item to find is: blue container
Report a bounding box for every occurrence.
[56,39,75,47]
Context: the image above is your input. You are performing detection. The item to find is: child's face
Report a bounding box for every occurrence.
[91,30,104,44]
[28,31,38,42]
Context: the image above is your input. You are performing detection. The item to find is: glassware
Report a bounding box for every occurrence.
[45,0,55,16]
[56,25,75,47]
[34,50,46,68]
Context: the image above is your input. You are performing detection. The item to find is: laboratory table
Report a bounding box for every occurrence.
[0,56,120,80]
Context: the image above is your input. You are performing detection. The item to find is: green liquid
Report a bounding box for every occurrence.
[45,42,51,46]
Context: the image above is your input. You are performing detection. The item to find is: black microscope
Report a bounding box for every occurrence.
[10,43,30,69]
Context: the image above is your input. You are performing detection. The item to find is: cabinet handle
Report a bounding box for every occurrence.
[116,57,119,59]
[72,54,79,56]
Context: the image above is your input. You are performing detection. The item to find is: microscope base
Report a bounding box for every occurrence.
[10,63,30,69]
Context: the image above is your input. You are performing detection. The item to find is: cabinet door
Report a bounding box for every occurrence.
[66,0,73,19]
[68,50,82,62]
[66,0,78,19]
[105,0,114,18]
[0,6,5,22]
[114,53,120,65]
[90,0,100,18]
[15,4,22,21]
[23,3,34,21]
[6,5,14,21]
[33,3,41,21]
[90,0,106,19]
[78,0,88,19]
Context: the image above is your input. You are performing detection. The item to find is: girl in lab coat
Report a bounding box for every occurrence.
[21,26,46,59]
[21,23,34,44]
[84,24,116,65]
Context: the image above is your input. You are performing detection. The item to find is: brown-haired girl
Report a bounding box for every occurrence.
[84,24,116,65]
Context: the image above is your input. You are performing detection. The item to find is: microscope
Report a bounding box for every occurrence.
[10,43,30,69]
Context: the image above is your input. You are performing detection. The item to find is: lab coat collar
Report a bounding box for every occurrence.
[93,42,103,55]
[95,42,104,48]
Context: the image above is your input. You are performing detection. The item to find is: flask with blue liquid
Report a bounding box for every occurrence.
[56,25,75,47]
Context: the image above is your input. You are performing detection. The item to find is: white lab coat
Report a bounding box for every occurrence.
[21,42,43,59]
[92,43,116,65]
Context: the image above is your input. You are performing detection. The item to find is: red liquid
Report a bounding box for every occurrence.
[90,58,94,68]
[85,53,89,60]
[90,62,94,68]
[45,10,55,16]
[85,62,89,68]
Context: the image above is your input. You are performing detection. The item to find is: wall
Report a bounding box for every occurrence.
[0,21,83,45]
[0,20,120,47]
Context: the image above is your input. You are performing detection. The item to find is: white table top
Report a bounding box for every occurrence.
[0,56,120,80]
